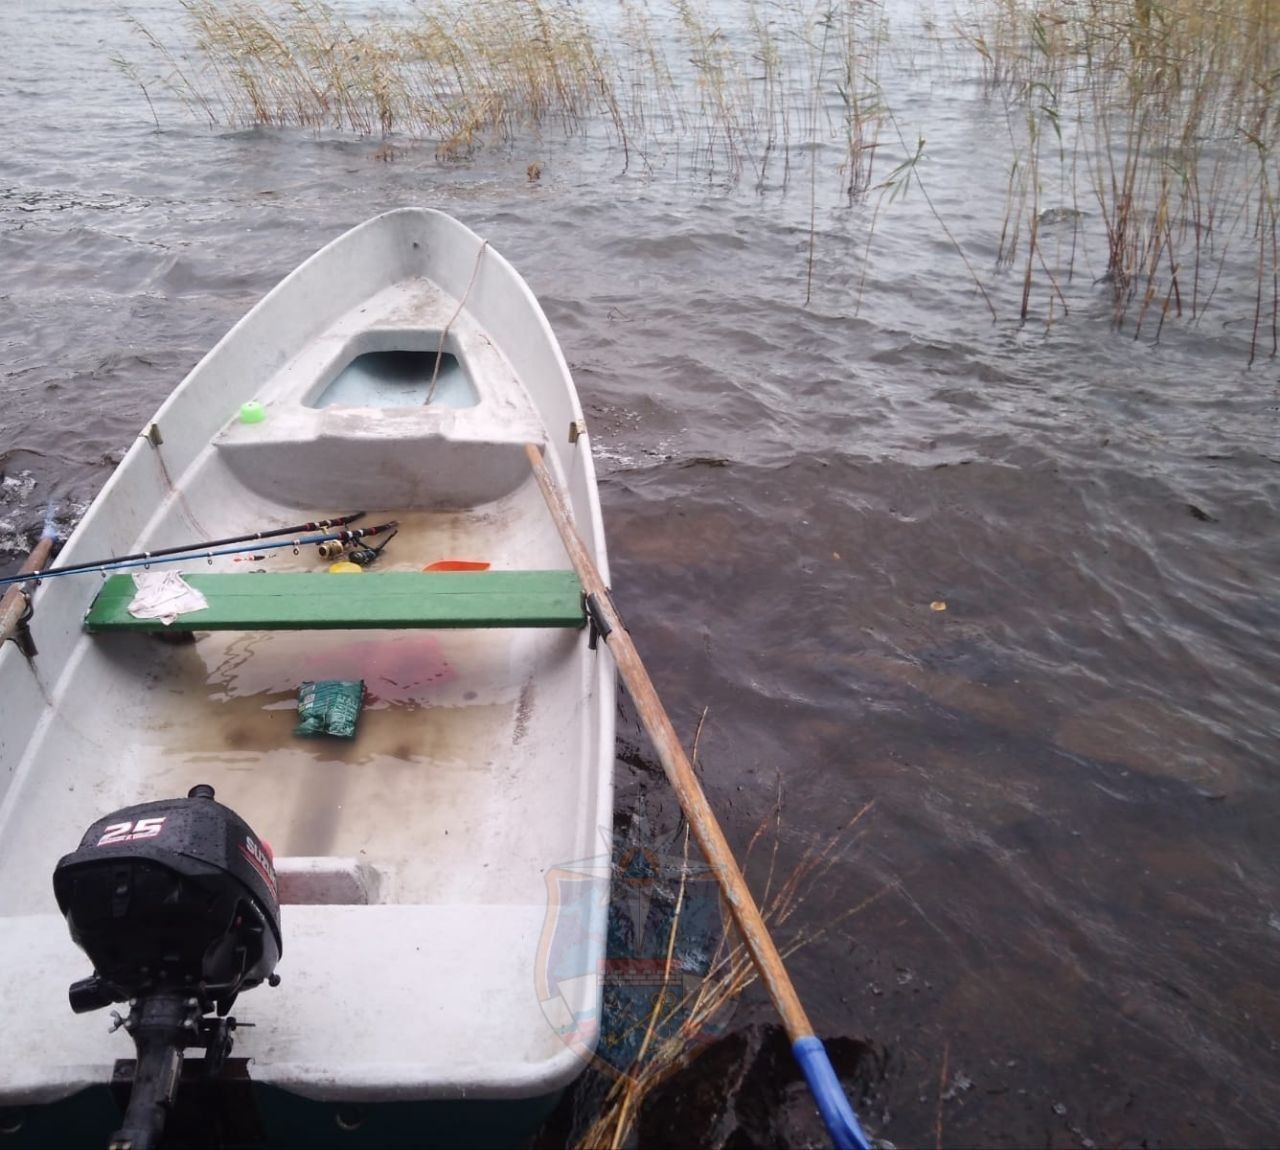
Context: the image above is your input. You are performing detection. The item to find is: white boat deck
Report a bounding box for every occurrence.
[214,277,547,508]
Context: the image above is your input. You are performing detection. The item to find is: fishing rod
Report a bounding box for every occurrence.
[0,521,397,588]
[3,512,366,583]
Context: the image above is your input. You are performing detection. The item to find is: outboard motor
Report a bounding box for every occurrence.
[52,785,282,1150]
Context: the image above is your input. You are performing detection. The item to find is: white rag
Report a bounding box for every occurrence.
[127,571,210,626]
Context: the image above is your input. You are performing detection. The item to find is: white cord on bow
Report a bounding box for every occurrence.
[426,239,488,406]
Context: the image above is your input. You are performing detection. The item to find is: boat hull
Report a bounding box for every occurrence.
[4,1083,562,1149]
[0,210,615,1126]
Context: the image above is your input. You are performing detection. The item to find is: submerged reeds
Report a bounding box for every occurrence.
[121,0,1278,354]
[953,0,1280,358]
[130,0,888,187]
[164,0,618,157]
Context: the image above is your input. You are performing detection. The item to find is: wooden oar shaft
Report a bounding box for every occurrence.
[524,443,815,1043]
[0,535,55,649]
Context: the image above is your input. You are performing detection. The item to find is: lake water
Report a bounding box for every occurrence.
[2,2,1278,1147]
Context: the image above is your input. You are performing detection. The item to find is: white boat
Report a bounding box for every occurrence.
[0,209,615,1145]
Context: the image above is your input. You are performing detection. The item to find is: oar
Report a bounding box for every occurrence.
[0,522,398,588]
[524,444,872,1150]
[0,511,366,583]
[0,508,59,651]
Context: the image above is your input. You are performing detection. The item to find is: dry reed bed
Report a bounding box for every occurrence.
[131,0,887,193]
[123,1,1277,353]
[952,0,1279,359]
[574,797,883,1150]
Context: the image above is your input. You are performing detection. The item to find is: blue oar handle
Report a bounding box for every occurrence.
[793,1036,873,1150]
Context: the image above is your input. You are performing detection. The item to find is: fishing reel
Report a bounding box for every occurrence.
[316,538,356,561]
[53,785,282,1150]
[316,526,398,566]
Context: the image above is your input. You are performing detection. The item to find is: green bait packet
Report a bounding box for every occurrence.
[295,679,365,738]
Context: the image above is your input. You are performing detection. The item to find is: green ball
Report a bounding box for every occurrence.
[239,400,266,424]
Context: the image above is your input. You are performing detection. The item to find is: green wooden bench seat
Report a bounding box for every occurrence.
[84,571,586,632]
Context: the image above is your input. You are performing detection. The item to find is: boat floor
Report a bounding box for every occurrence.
[0,494,610,1100]
[0,495,599,911]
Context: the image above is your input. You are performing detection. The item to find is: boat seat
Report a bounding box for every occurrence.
[275,857,387,905]
[83,571,586,632]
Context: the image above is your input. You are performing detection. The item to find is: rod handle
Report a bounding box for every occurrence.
[793,1037,873,1150]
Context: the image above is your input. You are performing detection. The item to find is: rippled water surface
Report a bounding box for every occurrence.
[2,2,1278,1147]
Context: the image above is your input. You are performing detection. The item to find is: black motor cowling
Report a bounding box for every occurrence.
[53,783,281,1014]
[52,785,282,1150]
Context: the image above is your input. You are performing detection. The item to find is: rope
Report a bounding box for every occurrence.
[152,441,211,539]
[426,239,488,407]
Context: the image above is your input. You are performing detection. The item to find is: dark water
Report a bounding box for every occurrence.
[3,3,1279,1147]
